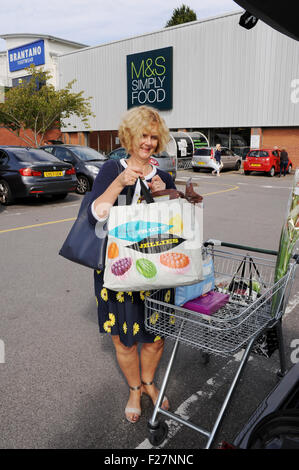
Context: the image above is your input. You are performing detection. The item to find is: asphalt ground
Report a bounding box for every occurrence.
[0,167,298,453]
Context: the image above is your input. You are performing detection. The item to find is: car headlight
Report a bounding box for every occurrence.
[86,165,100,175]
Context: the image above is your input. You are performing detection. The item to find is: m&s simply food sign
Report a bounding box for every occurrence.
[127,47,173,110]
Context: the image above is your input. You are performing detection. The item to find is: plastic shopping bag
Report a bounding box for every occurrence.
[175,254,214,306]
[103,198,203,291]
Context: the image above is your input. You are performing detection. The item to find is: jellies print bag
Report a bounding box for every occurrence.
[103,198,203,292]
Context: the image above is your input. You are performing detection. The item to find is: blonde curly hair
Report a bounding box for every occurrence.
[118,106,170,155]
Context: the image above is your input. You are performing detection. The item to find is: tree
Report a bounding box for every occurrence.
[165,4,197,27]
[0,65,95,147]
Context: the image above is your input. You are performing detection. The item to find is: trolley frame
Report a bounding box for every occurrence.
[144,240,299,449]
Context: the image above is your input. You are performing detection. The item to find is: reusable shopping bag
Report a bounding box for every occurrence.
[103,195,203,291]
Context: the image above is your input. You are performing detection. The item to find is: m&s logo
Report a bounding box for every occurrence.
[127,47,173,110]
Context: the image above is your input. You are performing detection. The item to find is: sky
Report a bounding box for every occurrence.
[0,0,242,50]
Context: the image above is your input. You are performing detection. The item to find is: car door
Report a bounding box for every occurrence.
[0,150,14,185]
[272,150,280,171]
[54,147,77,166]
[220,148,230,168]
[226,149,237,168]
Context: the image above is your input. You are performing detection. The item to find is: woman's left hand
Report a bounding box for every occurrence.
[147,175,166,192]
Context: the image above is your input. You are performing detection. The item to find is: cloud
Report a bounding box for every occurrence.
[0,0,241,50]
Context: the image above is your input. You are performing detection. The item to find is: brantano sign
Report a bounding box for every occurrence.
[127,46,173,110]
[8,39,45,72]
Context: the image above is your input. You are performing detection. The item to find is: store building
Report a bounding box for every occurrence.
[0,33,87,145]
[58,11,299,167]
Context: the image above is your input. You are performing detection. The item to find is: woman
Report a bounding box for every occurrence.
[88,106,176,423]
[212,144,223,176]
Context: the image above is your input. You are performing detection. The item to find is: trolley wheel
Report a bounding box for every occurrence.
[148,421,169,446]
[199,351,210,365]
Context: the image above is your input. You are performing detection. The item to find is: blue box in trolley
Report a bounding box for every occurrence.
[144,240,299,448]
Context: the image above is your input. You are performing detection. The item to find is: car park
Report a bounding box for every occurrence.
[243,149,293,177]
[0,146,77,205]
[41,144,107,194]
[107,147,176,180]
[191,146,242,172]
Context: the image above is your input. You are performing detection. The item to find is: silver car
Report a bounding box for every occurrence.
[192,146,242,172]
[107,147,176,180]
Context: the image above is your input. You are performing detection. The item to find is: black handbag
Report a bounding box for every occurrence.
[59,190,108,270]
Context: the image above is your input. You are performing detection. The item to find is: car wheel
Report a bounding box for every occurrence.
[76,175,90,194]
[268,167,275,177]
[235,160,241,171]
[0,179,14,205]
[244,170,251,175]
[288,164,292,174]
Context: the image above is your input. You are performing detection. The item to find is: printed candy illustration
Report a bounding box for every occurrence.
[109,220,173,243]
[111,257,132,276]
[160,252,190,271]
[169,214,183,235]
[136,259,157,278]
[108,242,119,259]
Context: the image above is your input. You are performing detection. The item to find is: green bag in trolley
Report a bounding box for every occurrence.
[103,198,203,291]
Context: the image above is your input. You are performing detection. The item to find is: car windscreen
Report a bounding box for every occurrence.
[109,148,128,159]
[194,149,211,156]
[68,146,107,161]
[13,149,61,163]
[248,151,269,158]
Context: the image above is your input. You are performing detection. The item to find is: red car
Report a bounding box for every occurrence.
[244,149,292,177]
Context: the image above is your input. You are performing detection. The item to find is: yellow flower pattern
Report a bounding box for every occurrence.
[101,288,108,302]
[154,336,162,342]
[116,291,124,303]
[133,322,140,336]
[103,313,116,333]
[150,312,159,325]
[164,290,171,303]
[123,322,127,334]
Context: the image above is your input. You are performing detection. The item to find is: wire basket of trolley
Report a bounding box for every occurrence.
[144,239,299,449]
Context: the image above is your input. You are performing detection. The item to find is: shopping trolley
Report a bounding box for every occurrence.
[144,240,299,449]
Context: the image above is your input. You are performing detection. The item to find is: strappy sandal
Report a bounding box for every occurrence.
[125,384,142,423]
[141,380,169,411]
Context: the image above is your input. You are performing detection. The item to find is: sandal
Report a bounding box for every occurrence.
[125,384,142,423]
[141,380,169,411]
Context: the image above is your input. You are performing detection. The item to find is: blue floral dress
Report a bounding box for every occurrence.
[88,159,176,347]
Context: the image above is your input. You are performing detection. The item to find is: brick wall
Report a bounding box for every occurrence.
[262,127,299,169]
[0,127,62,147]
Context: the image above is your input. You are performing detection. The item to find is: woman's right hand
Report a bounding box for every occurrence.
[117,166,143,188]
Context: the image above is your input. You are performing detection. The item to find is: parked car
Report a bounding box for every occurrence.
[107,147,176,180]
[41,144,108,194]
[0,146,77,205]
[243,149,293,177]
[192,146,242,172]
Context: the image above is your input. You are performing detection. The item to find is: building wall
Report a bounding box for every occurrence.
[262,127,299,168]
[0,127,62,146]
[59,11,299,132]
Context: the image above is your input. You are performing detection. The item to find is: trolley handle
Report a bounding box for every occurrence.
[204,239,278,256]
